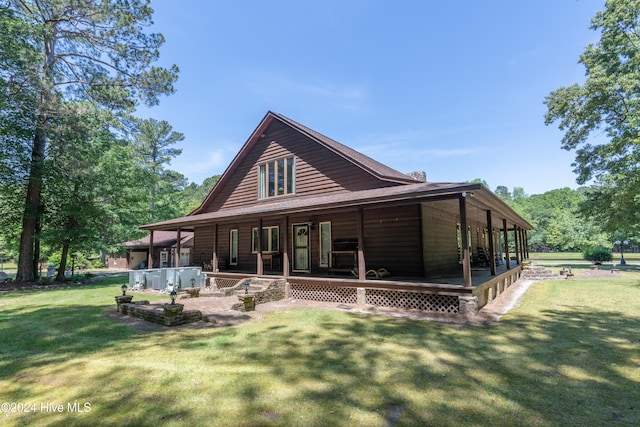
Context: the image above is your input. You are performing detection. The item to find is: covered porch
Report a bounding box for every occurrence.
[141,182,531,315]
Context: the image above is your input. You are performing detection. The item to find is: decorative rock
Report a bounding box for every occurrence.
[458,296,478,316]
[163,303,185,318]
[237,295,255,312]
[115,295,133,311]
[185,288,200,298]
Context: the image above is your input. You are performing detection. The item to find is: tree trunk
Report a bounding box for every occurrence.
[16,128,46,282]
[57,241,69,281]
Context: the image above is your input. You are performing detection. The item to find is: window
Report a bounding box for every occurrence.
[319,222,331,267]
[252,226,279,253]
[258,156,295,198]
[229,229,238,265]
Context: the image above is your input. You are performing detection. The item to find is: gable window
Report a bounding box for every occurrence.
[258,156,295,198]
[252,226,280,253]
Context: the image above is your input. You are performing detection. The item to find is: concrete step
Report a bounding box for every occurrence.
[521,266,564,280]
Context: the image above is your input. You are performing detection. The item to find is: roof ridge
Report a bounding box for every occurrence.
[269,111,420,184]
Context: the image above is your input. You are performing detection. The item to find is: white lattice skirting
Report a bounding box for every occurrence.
[289,282,459,314]
[290,284,358,304]
[366,289,459,313]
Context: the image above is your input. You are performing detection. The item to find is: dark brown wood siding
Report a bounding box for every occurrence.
[202,121,400,213]
[362,205,423,277]
[193,225,215,268]
[193,201,502,278]
[421,201,461,276]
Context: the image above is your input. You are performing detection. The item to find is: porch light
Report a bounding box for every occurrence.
[121,284,128,296]
[170,289,177,304]
[190,277,195,288]
[615,240,629,265]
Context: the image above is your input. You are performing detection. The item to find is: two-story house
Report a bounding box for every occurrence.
[140,111,532,315]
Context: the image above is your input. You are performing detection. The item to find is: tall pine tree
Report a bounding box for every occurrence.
[1,1,178,281]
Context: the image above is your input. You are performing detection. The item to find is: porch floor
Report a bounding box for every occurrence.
[424,263,520,287]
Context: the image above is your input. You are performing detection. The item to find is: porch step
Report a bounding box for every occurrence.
[521,265,564,280]
[225,278,272,296]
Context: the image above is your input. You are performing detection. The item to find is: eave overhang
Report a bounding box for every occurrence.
[141,182,532,232]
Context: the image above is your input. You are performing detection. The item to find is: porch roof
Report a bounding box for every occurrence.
[141,181,532,232]
[122,231,194,248]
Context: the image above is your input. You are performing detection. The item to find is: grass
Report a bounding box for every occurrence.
[0,274,639,426]
[530,251,640,263]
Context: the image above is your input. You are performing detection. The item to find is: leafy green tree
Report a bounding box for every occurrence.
[544,0,640,235]
[41,103,117,279]
[494,186,512,201]
[512,187,527,202]
[183,175,222,213]
[2,0,178,281]
[470,178,490,188]
[512,187,610,251]
[131,118,185,221]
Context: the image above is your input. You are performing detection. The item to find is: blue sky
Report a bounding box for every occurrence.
[137,0,605,195]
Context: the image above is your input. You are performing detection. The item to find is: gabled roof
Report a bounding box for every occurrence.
[191,111,419,215]
[269,112,420,184]
[140,111,532,233]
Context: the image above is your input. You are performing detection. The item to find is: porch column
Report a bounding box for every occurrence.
[357,208,366,281]
[503,219,511,269]
[459,195,472,288]
[257,218,264,276]
[148,230,154,269]
[525,230,530,259]
[176,228,181,267]
[513,224,520,265]
[283,216,290,277]
[212,223,218,272]
[486,210,496,276]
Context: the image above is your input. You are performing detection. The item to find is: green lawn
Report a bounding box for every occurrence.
[530,251,640,263]
[0,275,639,426]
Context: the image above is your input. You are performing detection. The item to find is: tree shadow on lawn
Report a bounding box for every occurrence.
[0,303,150,378]
[230,307,640,426]
[1,284,639,426]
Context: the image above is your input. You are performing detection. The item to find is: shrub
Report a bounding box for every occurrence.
[89,259,106,269]
[583,247,613,263]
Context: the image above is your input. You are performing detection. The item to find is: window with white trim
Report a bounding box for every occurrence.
[319,222,331,267]
[252,226,280,253]
[229,229,238,265]
[258,156,295,198]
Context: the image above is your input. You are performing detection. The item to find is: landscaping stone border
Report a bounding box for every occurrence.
[118,300,202,326]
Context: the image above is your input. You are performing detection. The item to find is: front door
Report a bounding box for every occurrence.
[292,224,310,272]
